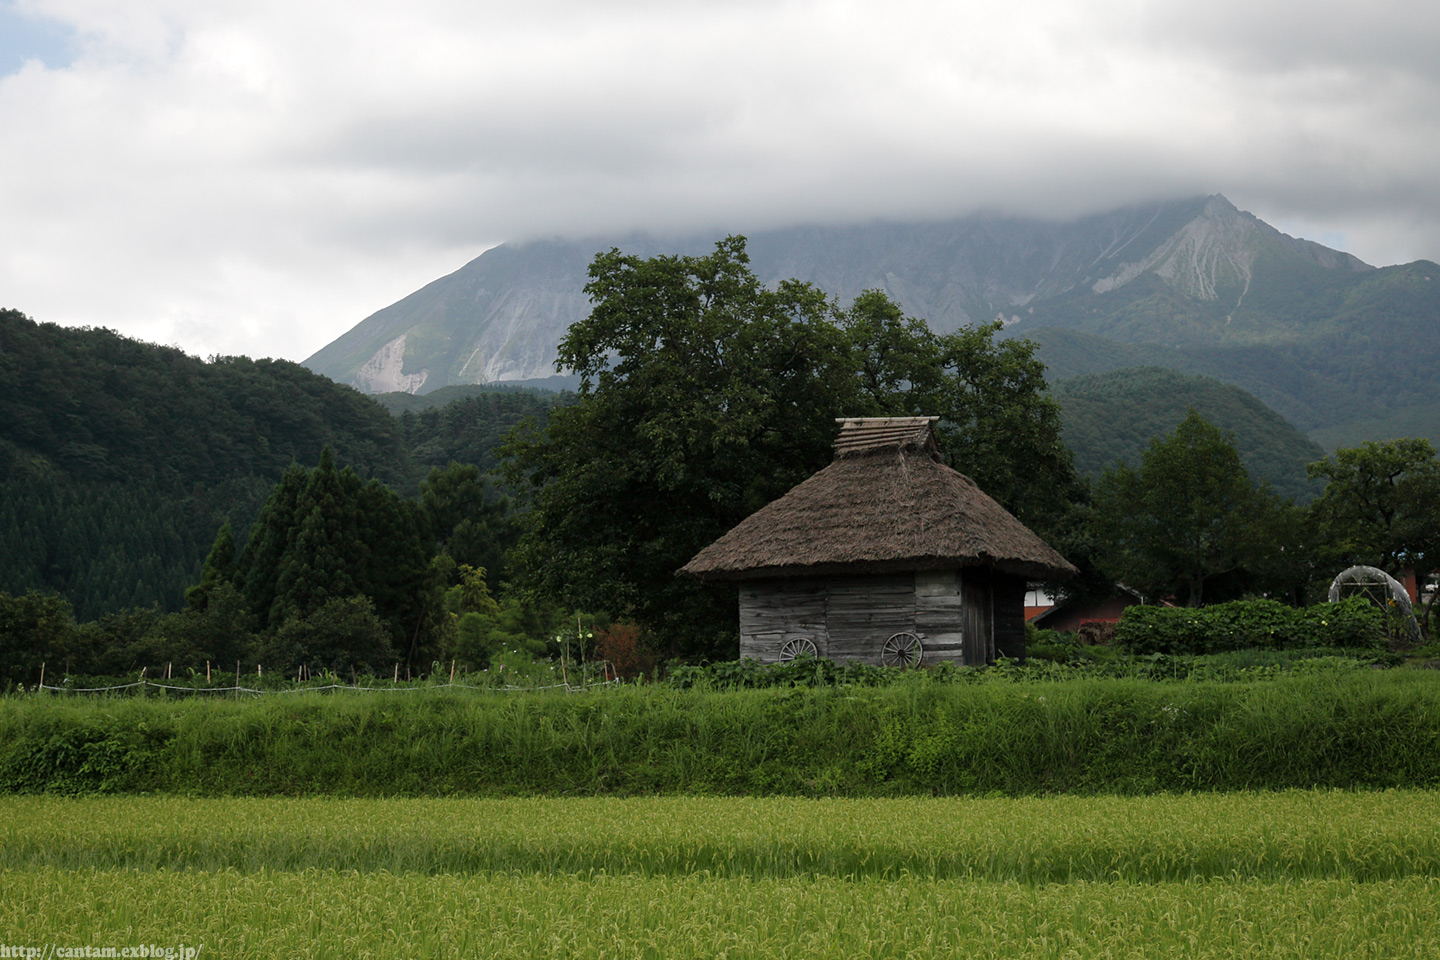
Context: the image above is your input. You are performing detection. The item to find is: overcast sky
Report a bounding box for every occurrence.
[2,0,1437,363]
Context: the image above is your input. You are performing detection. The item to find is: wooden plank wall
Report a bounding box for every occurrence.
[739,581,829,660]
[738,570,1027,666]
[915,569,964,662]
[825,575,913,662]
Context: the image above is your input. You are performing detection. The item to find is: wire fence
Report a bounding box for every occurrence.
[28,672,623,698]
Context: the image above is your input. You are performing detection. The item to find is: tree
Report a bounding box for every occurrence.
[420,461,517,588]
[502,236,1078,657]
[502,237,859,658]
[261,596,394,675]
[1090,412,1288,606]
[1307,438,1440,630]
[237,463,309,632]
[235,449,431,666]
[0,589,77,684]
[838,290,1078,531]
[185,519,238,611]
[269,448,363,624]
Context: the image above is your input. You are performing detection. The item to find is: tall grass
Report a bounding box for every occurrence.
[3,670,1439,795]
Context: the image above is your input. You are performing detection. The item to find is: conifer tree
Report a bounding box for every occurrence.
[185,519,237,611]
[270,448,365,624]
[237,463,309,632]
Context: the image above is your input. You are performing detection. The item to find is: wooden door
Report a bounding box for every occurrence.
[960,576,994,665]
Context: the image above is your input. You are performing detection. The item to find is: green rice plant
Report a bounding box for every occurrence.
[3,792,1439,883]
[3,869,1439,959]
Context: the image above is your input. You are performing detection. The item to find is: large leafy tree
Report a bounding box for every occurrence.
[838,290,1077,530]
[502,237,856,657]
[1090,412,1290,606]
[502,237,1078,657]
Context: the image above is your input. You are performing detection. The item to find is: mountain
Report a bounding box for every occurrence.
[306,194,1440,448]
[1050,367,1325,501]
[0,310,411,619]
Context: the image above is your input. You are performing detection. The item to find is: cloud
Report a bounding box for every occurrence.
[1,0,1437,361]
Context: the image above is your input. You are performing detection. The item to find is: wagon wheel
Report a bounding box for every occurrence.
[880,632,924,669]
[778,637,819,662]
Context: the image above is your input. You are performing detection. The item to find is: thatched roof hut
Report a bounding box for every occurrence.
[682,417,1076,666]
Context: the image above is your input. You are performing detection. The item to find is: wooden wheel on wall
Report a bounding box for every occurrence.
[880,632,924,668]
[778,637,819,662]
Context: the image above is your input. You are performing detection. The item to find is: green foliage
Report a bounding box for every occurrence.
[1052,366,1325,501]
[1308,438,1440,636]
[1089,412,1299,605]
[419,462,518,588]
[502,237,1079,658]
[1114,597,1386,655]
[0,590,77,684]
[503,237,859,658]
[396,389,571,491]
[3,668,1440,795]
[260,597,395,675]
[0,310,408,489]
[0,309,411,619]
[1308,438,1440,575]
[236,449,430,657]
[0,725,156,795]
[185,519,238,611]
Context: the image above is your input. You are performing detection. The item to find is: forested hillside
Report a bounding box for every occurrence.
[1051,368,1326,500]
[387,388,571,491]
[0,310,573,622]
[0,311,406,617]
[1,299,1407,638]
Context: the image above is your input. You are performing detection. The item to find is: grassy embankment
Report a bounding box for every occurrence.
[3,666,1439,796]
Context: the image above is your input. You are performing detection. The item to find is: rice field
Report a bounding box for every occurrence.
[7,870,1439,959]
[4,792,1440,958]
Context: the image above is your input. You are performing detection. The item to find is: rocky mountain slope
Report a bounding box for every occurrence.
[303,195,1440,448]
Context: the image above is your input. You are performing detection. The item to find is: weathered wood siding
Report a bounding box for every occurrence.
[738,581,829,659]
[824,575,913,661]
[915,569,964,660]
[740,569,1024,666]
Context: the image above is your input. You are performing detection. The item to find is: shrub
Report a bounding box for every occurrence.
[1116,597,1386,655]
[593,623,657,680]
[260,597,395,674]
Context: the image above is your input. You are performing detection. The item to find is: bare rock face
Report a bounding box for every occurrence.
[1092,196,1258,301]
[352,334,429,394]
[304,194,1389,395]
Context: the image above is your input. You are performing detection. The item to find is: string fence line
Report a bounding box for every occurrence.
[30,676,623,697]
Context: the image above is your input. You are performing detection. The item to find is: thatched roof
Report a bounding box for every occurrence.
[681,417,1078,582]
